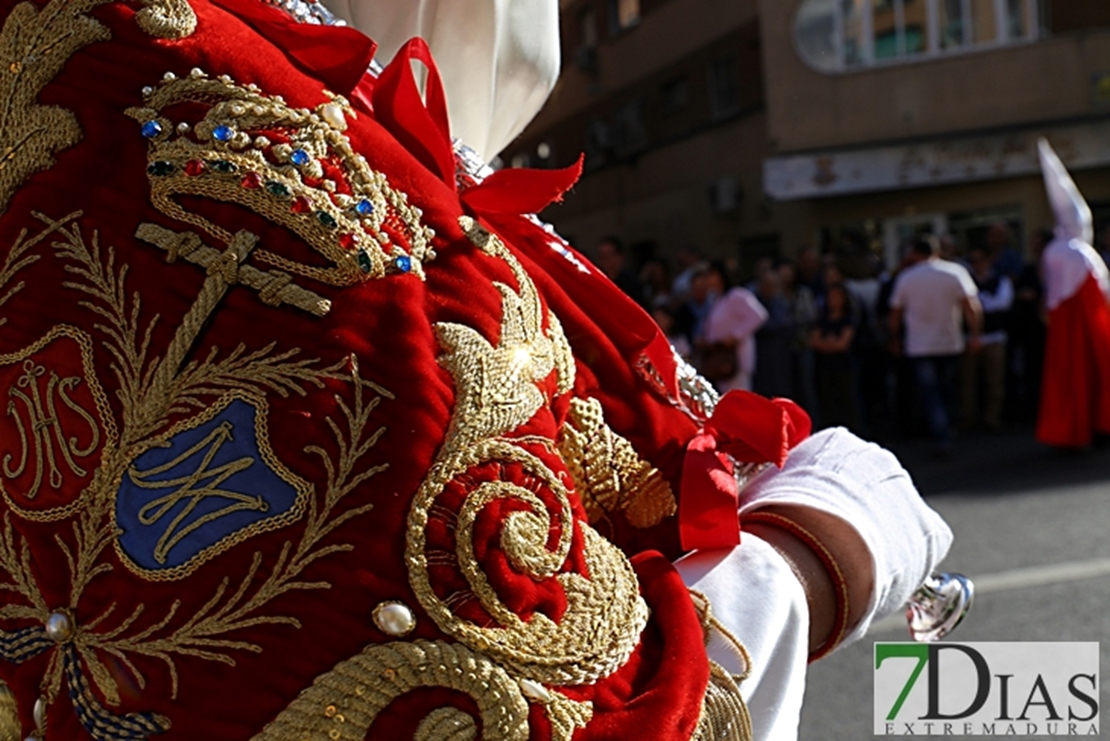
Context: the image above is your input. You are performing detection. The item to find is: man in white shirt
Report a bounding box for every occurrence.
[890,236,983,454]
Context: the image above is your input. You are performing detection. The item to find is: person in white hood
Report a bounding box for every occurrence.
[1035,139,1110,448]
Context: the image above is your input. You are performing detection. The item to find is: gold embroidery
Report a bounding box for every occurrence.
[252,641,531,741]
[413,708,476,741]
[5,358,100,500]
[557,396,677,529]
[127,72,436,285]
[118,390,313,577]
[136,223,331,317]
[0,211,390,739]
[689,590,754,741]
[134,0,196,39]
[0,0,197,217]
[406,218,645,690]
[692,661,754,741]
[0,0,108,216]
[0,325,117,523]
[0,681,16,741]
[0,212,78,327]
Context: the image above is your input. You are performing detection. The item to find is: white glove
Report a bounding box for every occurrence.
[739,427,953,645]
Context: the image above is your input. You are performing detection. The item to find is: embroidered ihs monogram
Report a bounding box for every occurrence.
[117,393,310,574]
[0,326,115,521]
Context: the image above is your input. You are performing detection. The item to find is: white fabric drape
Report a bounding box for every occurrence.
[322,0,560,163]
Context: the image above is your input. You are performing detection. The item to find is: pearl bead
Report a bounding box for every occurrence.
[518,678,552,703]
[32,696,46,729]
[162,71,176,82]
[44,611,73,643]
[320,103,346,130]
[372,601,415,636]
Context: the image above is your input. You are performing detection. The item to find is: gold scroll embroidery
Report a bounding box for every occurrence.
[558,396,677,529]
[407,217,646,688]
[0,0,196,217]
[253,640,531,741]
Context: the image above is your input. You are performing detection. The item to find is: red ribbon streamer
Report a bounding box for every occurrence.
[679,391,811,551]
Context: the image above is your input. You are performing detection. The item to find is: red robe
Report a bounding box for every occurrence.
[1037,273,1110,447]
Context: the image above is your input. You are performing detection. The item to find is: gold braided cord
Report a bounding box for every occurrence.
[0,682,17,741]
[0,325,118,523]
[135,222,332,317]
[251,640,531,741]
[692,660,754,741]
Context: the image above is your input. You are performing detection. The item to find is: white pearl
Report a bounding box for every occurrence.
[32,697,46,729]
[189,67,204,78]
[373,602,415,636]
[320,103,346,130]
[141,85,153,96]
[518,678,552,703]
[162,71,176,81]
[44,612,72,643]
[176,122,190,134]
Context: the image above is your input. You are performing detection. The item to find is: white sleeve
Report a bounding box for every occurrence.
[736,427,953,646]
[676,537,809,741]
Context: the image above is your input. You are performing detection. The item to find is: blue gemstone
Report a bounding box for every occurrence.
[355,199,374,216]
[290,148,311,166]
[141,120,163,139]
[212,125,234,142]
[393,255,413,273]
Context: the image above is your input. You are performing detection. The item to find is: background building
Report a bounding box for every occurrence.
[504,0,1110,274]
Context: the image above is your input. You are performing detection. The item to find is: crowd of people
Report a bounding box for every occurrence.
[594,224,1054,451]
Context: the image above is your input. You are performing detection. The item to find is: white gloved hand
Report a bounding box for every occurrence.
[739,427,953,646]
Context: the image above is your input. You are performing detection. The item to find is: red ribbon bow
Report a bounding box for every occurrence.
[678,391,811,551]
[372,38,583,215]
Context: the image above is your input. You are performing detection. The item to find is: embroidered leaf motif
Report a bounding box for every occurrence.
[0,0,108,216]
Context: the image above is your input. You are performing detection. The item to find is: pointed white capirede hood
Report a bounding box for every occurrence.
[1037,138,1110,309]
[323,0,560,164]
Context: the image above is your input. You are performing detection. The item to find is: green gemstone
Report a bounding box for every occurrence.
[265,181,290,197]
[210,159,237,174]
[356,250,373,274]
[147,160,175,176]
[316,211,338,229]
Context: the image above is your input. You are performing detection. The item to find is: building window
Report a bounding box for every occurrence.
[709,56,739,118]
[607,0,640,35]
[660,75,689,114]
[613,99,647,154]
[795,0,1039,72]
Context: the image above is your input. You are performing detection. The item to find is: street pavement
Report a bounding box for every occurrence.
[797,425,1110,740]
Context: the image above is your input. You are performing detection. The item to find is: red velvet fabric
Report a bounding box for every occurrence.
[1036,274,1110,447]
[0,0,729,738]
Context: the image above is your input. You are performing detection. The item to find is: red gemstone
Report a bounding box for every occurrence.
[290,196,312,214]
[338,233,357,250]
[183,159,205,177]
[240,172,263,189]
